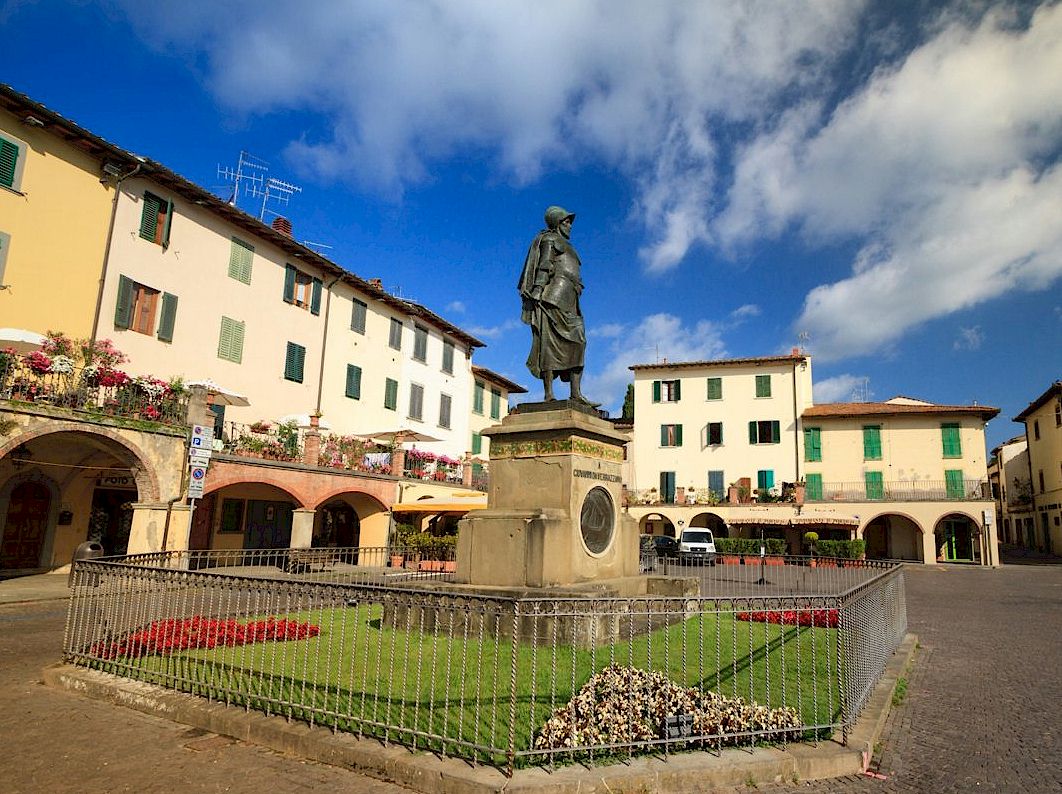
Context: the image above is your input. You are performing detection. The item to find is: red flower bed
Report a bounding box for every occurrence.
[736,609,839,628]
[90,616,321,659]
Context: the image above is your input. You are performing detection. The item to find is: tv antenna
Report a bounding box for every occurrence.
[797,331,810,352]
[302,241,334,254]
[250,177,302,222]
[217,151,267,209]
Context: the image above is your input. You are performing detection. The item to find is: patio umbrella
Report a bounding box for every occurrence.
[364,428,442,446]
[278,413,332,430]
[185,379,251,407]
[0,328,46,354]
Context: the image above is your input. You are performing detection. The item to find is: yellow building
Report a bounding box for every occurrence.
[0,86,121,338]
[1014,381,1062,554]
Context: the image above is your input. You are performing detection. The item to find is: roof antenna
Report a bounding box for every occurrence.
[218,151,267,209]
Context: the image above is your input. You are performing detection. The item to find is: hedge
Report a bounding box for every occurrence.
[813,539,866,559]
[715,537,787,556]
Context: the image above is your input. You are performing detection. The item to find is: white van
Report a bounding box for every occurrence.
[678,529,716,565]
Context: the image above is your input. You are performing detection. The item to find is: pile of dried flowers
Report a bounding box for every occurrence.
[534,664,801,751]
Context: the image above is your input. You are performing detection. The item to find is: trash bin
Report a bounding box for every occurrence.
[68,541,105,587]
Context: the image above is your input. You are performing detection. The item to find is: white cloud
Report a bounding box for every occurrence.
[718,4,1062,359]
[589,323,625,339]
[583,312,727,412]
[813,374,870,404]
[953,326,983,351]
[466,319,520,340]
[445,300,466,314]
[729,304,761,322]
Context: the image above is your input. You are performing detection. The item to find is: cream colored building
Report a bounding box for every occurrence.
[469,365,527,461]
[988,436,1036,548]
[1014,381,1062,554]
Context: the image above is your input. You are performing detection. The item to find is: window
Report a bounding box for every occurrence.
[217,316,245,363]
[757,470,775,491]
[804,427,822,462]
[864,471,884,500]
[706,377,722,400]
[1055,401,1061,427]
[228,237,254,284]
[345,364,362,399]
[350,298,367,334]
[659,471,676,503]
[471,432,483,455]
[219,499,245,534]
[660,424,683,447]
[284,342,306,383]
[1038,469,1045,493]
[805,473,823,501]
[755,374,772,398]
[442,340,455,374]
[708,470,725,499]
[138,191,173,248]
[0,231,9,286]
[652,379,681,402]
[439,393,452,429]
[114,275,177,339]
[863,425,882,460]
[283,264,322,314]
[408,383,424,421]
[384,378,398,410]
[389,318,403,350]
[413,324,428,362]
[0,133,27,191]
[945,469,965,499]
[941,423,962,458]
[490,387,502,420]
[1033,420,1040,441]
[748,420,781,444]
[705,422,723,446]
[473,381,485,414]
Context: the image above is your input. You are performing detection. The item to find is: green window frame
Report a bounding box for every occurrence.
[706,377,722,400]
[757,469,775,491]
[282,264,322,314]
[345,364,362,399]
[384,378,398,411]
[439,393,452,429]
[755,374,771,398]
[473,381,485,414]
[863,425,882,460]
[805,473,823,501]
[659,471,676,503]
[471,432,483,455]
[139,191,173,248]
[945,469,965,499]
[351,298,367,333]
[0,134,24,190]
[705,422,722,446]
[941,423,962,459]
[707,470,724,499]
[217,316,245,363]
[283,342,306,383]
[408,383,424,421]
[804,426,822,462]
[748,420,781,444]
[413,324,428,362]
[660,424,683,447]
[156,292,178,342]
[442,340,455,374]
[228,237,254,284]
[388,318,403,350]
[864,471,884,500]
[490,388,501,420]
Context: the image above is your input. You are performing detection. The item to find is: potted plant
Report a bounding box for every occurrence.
[764,538,786,565]
[803,531,819,566]
[715,538,742,565]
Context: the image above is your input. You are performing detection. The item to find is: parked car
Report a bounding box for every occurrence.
[677,529,717,565]
[640,534,679,560]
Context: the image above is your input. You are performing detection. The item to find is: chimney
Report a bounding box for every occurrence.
[369,278,383,291]
[792,347,800,355]
[271,216,293,236]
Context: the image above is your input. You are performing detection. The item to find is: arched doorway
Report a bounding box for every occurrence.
[863,514,924,561]
[935,513,981,563]
[689,512,727,537]
[1,481,51,569]
[638,513,676,537]
[315,500,361,548]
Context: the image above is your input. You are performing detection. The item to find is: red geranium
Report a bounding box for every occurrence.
[736,608,839,628]
[89,615,321,659]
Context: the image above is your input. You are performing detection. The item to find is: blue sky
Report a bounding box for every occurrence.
[3,1,1060,451]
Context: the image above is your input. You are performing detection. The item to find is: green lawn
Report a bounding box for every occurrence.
[91,604,841,767]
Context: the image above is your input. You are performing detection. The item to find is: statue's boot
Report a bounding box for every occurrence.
[569,373,601,409]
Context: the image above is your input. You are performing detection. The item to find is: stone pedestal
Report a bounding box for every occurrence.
[455,404,638,588]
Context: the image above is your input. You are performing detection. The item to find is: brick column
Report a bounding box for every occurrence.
[462,454,473,487]
[391,447,406,478]
[303,414,322,466]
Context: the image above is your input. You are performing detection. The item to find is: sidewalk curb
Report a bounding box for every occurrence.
[44,634,917,793]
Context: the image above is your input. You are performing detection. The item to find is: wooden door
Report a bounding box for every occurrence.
[2,482,50,569]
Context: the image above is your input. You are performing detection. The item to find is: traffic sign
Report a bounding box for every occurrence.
[192,424,215,440]
[189,453,211,468]
[189,445,213,460]
[188,465,207,498]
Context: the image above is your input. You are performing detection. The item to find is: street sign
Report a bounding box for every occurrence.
[188,445,213,460]
[188,465,207,498]
[192,424,215,440]
[189,453,211,468]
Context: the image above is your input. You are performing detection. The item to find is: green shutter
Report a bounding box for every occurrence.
[283,264,296,302]
[673,380,681,401]
[156,293,178,342]
[771,420,780,443]
[863,425,882,460]
[756,374,771,398]
[139,194,161,241]
[945,469,964,498]
[490,389,501,419]
[345,364,362,399]
[0,138,18,188]
[805,473,823,500]
[706,377,722,400]
[114,275,134,329]
[660,425,668,446]
[310,277,323,315]
[471,433,482,455]
[161,199,174,249]
[757,470,774,490]
[284,342,305,382]
[941,423,962,458]
[804,427,822,462]
[384,378,398,410]
[652,380,661,402]
[217,316,244,363]
[708,470,724,498]
[473,381,484,414]
[865,471,884,500]
[675,424,683,446]
[749,421,757,444]
[351,299,367,333]
[228,238,254,284]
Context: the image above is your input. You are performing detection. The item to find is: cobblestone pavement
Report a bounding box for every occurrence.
[739,564,1062,793]
[0,601,412,794]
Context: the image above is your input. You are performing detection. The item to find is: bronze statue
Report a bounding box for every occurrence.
[518,206,598,406]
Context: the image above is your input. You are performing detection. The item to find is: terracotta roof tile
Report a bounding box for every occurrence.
[803,402,999,420]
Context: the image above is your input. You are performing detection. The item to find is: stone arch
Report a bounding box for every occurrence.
[862,512,924,561]
[312,487,388,512]
[0,470,61,570]
[203,476,306,508]
[0,424,160,502]
[312,489,391,549]
[638,513,676,537]
[933,511,983,563]
[689,511,727,536]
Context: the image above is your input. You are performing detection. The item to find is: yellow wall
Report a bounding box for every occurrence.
[0,109,113,338]
[1025,397,1062,552]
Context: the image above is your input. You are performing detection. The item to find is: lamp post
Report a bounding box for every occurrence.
[756,526,770,586]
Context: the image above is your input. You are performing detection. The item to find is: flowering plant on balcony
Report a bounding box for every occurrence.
[0,347,18,373]
[25,351,54,375]
[248,420,272,433]
[133,375,170,400]
[406,448,437,463]
[139,405,162,421]
[41,330,76,358]
[82,363,130,388]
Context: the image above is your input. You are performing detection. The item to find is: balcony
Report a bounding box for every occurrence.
[807,479,990,503]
